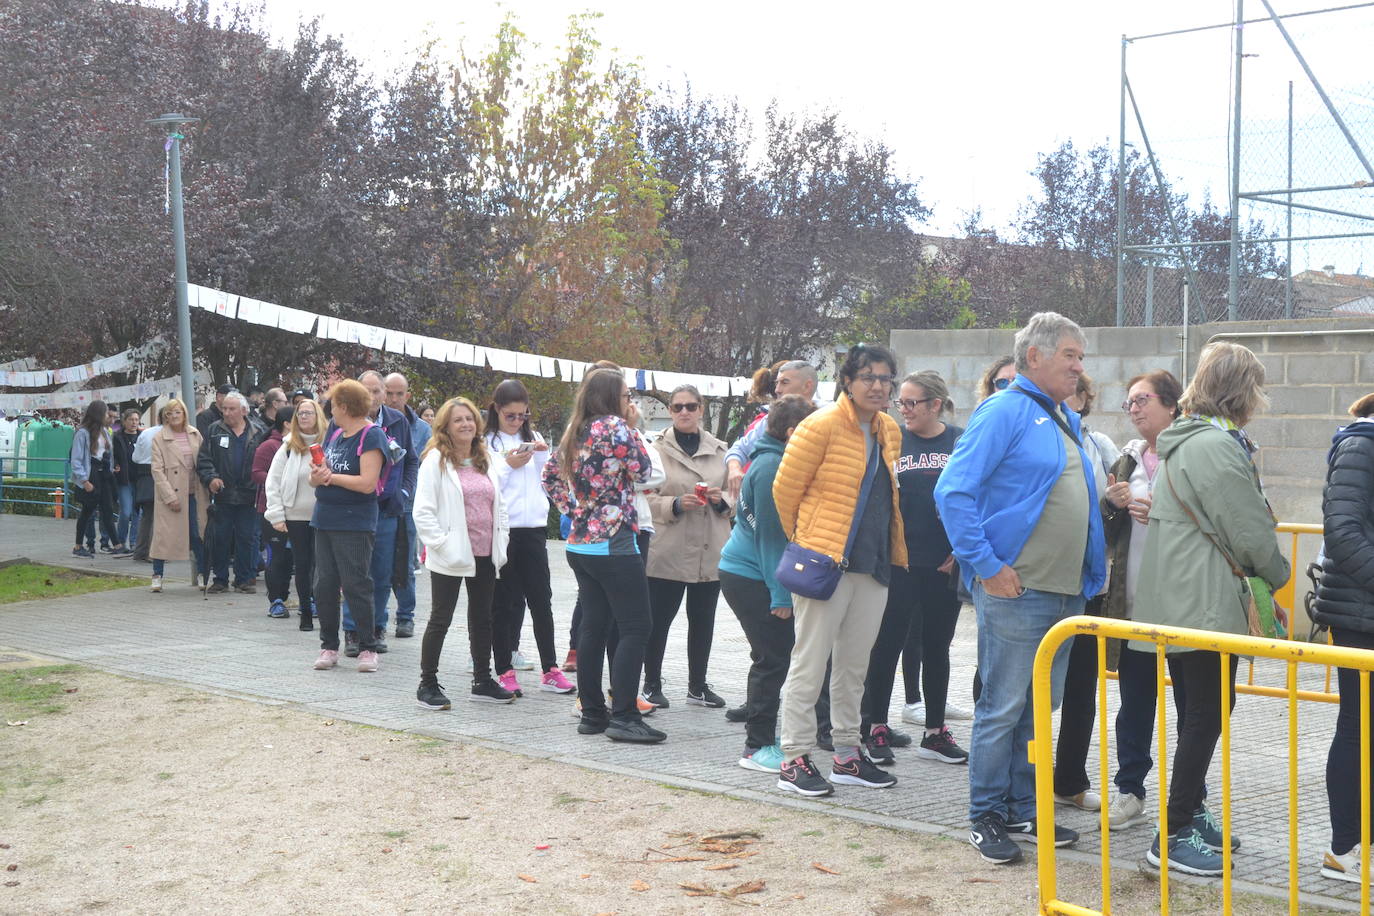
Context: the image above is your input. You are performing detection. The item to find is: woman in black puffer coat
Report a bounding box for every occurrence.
[1314,392,1374,884]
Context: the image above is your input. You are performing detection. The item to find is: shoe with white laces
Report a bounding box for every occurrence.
[777,755,833,797]
[497,669,523,698]
[831,752,897,788]
[1005,817,1078,847]
[511,650,535,671]
[1191,804,1240,853]
[917,727,969,764]
[901,701,925,726]
[540,667,575,694]
[1108,792,1148,830]
[970,814,1022,864]
[1146,825,1223,876]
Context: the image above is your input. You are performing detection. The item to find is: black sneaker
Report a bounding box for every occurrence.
[395,620,415,638]
[725,704,748,723]
[970,814,1023,865]
[470,677,515,704]
[641,680,670,709]
[72,546,94,558]
[686,685,726,708]
[917,727,969,764]
[416,683,451,710]
[863,724,896,765]
[373,628,388,654]
[233,580,257,594]
[207,581,229,594]
[99,544,119,554]
[344,631,360,658]
[831,753,897,788]
[577,715,609,735]
[110,545,134,557]
[778,755,833,797]
[605,718,667,743]
[1006,817,1079,848]
[888,728,913,748]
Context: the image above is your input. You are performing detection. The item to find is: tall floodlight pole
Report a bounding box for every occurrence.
[1116,35,1128,328]
[1228,2,1244,321]
[147,113,201,413]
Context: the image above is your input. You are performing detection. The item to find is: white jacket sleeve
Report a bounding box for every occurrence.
[412,454,448,552]
[264,446,290,527]
[636,437,666,492]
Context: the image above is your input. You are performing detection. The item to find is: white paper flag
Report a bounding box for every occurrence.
[421,337,449,362]
[357,324,387,351]
[485,348,519,373]
[515,352,542,377]
[403,333,425,358]
[276,305,317,335]
[449,342,477,366]
[384,330,407,354]
[539,356,556,378]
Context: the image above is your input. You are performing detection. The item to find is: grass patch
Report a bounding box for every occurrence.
[0,563,142,604]
[383,830,408,839]
[801,829,823,837]
[862,854,887,868]
[554,792,588,806]
[0,664,81,718]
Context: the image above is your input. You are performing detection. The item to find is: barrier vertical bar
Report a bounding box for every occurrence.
[1032,627,1063,913]
[1098,635,1111,915]
[1157,644,1170,914]
[1362,669,1370,915]
[1221,651,1234,914]
[1287,660,1298,914]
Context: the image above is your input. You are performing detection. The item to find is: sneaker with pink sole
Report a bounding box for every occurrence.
[313,649,339,670]
[541,666,576,694]
[357,650,379,673]
[498,669,523,697]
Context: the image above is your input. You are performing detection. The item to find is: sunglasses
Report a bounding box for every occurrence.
[501,411,530,422]
[896,397,937,410]
[670,402,701,413]
[994,377,1012,391]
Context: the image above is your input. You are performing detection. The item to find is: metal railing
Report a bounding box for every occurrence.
[0,455,72,516]
[1031,617,1373,916]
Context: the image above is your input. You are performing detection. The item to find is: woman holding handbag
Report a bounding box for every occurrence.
[1133,342,1289,876]
[772,343,907,797]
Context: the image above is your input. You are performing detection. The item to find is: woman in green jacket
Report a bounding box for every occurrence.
[1134,342,1290,877]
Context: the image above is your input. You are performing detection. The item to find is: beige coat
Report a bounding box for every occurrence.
[645,427,732,583]
[149,425,210,562]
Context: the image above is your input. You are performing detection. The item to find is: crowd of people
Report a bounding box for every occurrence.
[64,309,1374,886]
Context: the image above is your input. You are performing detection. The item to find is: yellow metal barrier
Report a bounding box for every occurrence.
[1031,616,1373,916]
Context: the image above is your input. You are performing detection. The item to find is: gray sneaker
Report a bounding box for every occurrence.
[1146,825,1223,876]
[1191,804,1240,853]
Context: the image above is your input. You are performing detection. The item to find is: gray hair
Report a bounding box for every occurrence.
[1014,312,1085,372]
[670,383,702,404]
[779,360,817,383]
[222,391,250,411]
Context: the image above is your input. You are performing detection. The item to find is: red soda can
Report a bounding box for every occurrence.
[695,481,709,502]
[309,443,325,466]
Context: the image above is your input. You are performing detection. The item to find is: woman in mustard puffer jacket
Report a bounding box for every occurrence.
[772,343,907,798]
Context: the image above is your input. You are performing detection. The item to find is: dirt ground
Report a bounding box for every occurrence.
[0,665,1331,915]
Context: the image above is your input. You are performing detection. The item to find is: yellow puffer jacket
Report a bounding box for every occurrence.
[773,394,907,569]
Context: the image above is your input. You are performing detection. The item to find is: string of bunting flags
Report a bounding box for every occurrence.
[188,284,837,401]
[0,373,197,411]
[0,349,136,388]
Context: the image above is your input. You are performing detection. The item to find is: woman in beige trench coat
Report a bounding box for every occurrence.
[149,399,210,591]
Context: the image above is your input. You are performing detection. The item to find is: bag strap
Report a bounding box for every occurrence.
[1162,461,1246,580]
[840,435,882,566]
[1010,385,1082,448]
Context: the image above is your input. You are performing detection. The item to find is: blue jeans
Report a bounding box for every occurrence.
[153,495,205,577]
[967,582,1080,824]
[116,483,139,545]
[211,502,259,586]
[343,514,414,632]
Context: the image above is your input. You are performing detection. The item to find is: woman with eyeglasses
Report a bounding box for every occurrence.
[484,379,574,696]
[640,384,734,710]
[773,343,907,797]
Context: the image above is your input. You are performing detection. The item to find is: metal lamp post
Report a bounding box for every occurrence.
[146,113,201,413]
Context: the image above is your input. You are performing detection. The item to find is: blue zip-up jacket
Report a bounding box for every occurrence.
[933,374,1106,599]
[718,433,793,608]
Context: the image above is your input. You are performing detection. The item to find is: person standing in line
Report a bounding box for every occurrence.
[542,368,664,743]
[382,372,430,637]
[265,400,323,631]
[112,408,143,553]
[195,383,235,439]
[197,390,265,593]
[725,360,819,500]
[719,394,818,774]
[413,397,512,707]
[773,343,907,797]
[1134,342,1288,877]
[148,400,208,591]
[309,379,390,674]
[130,415,162,563]
[252,406,294,619]
[861,371,969,767]
[935,313,1104,864]
[1315,392,1374,884]
[69,400,126,558]
[641,384,733,710]
[484,379,574,696]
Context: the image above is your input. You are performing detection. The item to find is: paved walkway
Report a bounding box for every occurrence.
[0,514,1359,912]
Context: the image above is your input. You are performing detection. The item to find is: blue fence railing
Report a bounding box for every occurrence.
[0,455,73,516]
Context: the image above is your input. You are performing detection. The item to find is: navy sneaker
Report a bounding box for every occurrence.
[1006,817,1079,847]
[1146,825,1224,876]
[970,814,1022,865]
[268,599,289,619]
[1191,805,1241,853]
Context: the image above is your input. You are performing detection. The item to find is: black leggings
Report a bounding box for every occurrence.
[1327,627,1374,854]
[1053,622,1101,797]
[492,528,556,672]
[76,469,118,548]
[568,551,653,722]
[866,565,961,729]
[644,577,721,692]
[263,518,293,603]
[1166,650,1239,835]
[423,558,496,684]
[285,520,315,611]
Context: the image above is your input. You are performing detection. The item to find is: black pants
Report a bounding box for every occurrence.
[313,529,376,653]
[866,564,962,730]
[423,558,497,685]
[76,471,118,548]
[493,528,556,672]
[1165,650,1238,835]
[132,501,155,560]
[285,520,315,612]
[721,571,792,749]
[1327,627,1374,854]
[1054,630,1100,797]
[568,551,652,723]
[644,577,721,692]
[1113,645,1190,799]
[263,518,293,603]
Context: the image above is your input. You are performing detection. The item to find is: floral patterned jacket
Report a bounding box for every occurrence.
[542,415,653,547]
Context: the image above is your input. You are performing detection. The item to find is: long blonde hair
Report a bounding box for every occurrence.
[285,399,323,455]
[423,397,489,474]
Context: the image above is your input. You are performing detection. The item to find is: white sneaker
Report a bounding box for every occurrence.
[1322,844,1366,883]
[944,700,974,720]
[901,702,926,726]
[150,575,162,593]
[511,650,534,671]
[1108,791,1148,830]
[1055,789,1102,811]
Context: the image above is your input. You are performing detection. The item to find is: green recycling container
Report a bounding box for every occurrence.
[18,418,74,480]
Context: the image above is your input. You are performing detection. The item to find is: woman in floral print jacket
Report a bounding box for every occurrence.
[543,368,664,744]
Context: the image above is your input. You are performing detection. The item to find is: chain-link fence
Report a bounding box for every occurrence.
[1119,4,1374,327]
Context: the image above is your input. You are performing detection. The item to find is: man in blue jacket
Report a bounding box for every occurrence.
[934,312,1106,866]
[341,370,419,656]
[383,371,431,638]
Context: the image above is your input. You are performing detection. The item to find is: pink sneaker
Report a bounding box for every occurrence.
[541,666,575,694]
[497,669,523,697]
[357,650,379,673]
[313,649,338,670]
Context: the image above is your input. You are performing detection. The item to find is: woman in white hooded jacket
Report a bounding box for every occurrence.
[412,397,511,709]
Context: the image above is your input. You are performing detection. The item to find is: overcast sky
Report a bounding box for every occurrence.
[255,1,1374,259]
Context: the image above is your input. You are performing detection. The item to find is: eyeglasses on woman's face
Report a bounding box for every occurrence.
[854,373,896,389]
[670,402,701,413]
[1121,393,1161,412]
[897,397,936,411]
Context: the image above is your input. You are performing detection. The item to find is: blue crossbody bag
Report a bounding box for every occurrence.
[775,439,881,601]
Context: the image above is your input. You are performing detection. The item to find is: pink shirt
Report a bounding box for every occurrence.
[174,431,194,469]
[457,463,495,557]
